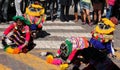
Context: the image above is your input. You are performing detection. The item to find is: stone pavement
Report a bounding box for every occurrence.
[0,20,120,70]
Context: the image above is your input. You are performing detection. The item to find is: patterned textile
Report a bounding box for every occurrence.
[9,30,25,46]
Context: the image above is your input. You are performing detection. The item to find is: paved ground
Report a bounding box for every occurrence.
[0,19,120,70]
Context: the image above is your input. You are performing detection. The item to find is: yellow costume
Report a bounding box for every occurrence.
[90,18,116,55]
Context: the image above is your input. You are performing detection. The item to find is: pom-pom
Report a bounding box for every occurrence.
[52,58,62,65]
[5,47,14,54]
[38,24,42,28]
[13,48,20,54]
[46,55,53,63]
[60,64,68,70]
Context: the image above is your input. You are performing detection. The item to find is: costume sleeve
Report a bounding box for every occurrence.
[3,23,15,36]
[25,26,30,42]
[67,49,77,63]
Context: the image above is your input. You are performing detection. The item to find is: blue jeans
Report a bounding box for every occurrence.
[57,0,61,18]
[106,5,113,19]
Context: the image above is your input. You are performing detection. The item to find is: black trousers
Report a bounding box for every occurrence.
[73,0,79,13]
[60,5,70,21]
[0,0,9,21]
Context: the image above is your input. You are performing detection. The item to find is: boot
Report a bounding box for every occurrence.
[74,13,78,22]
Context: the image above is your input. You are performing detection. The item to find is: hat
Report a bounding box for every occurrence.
[110,17,118,25]
[12,16,31,25]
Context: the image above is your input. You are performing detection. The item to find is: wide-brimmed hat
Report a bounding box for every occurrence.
[12,16,30,25]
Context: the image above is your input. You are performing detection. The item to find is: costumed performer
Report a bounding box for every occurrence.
[90,17,118,57]
[56,37,89,64]
[2,16,35,54]
[24,0,46,38]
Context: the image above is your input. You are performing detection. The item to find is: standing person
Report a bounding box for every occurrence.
[112,0,120,22]
[106,0,116,19]
[60,0,72,22]
[73,0,80,22]
[91,0,105,24]
[0,0,9,22]
[39,0,50,14]
[15,0,22,16]
[80,0,92,26]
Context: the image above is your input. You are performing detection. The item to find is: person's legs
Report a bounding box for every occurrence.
[15,0,22,16]
[93,11,97,24]
[82,9,86,24]
[2,0,9,21]
[106,5,112,19]
[74,0,79,22]
[0,0,3,21]
[60,5,65,21]
[93,3,103,24]
[98,10,102,22]
[56,0,61,18]
[50,1,54,21]
[65,5,70,22]
[86,9,92,25]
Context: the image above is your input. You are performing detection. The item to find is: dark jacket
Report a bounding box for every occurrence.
[60,0,72,6]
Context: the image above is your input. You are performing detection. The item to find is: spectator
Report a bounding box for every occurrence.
[73,0,80,22]
[15,0,23,16]
[106,0,116,19]
[91,0,105,24]
[80,0,92,26]
[60,0,72,22]
[49,0,57,21]
[111,0,120,22]
[56,0,61,19]
[0,0,9,22]
[39,0,47,14]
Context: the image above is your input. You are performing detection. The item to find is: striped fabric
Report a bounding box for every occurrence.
[9,30,25,46]
[68,37,89,50]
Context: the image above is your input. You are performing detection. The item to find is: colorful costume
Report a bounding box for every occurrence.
[2,16,34,54]
[24,3,46,31]
[57,37,89,63]
[90,18,116,55]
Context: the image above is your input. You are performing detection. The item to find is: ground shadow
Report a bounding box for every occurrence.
[36,30,51,39]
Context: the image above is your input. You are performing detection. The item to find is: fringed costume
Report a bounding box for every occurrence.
[2,16,35,54]
[24,3,46,31]
[90,18,117,56]
[57,37,89,63]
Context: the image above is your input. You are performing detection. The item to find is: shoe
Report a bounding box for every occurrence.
[82,22,86,25]
[88,22,93,26]
[51,19,54,22]
[60,18,65,22]
[65,17,69,22]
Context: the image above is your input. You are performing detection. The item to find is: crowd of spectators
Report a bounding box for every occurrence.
[0,0,120,24]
